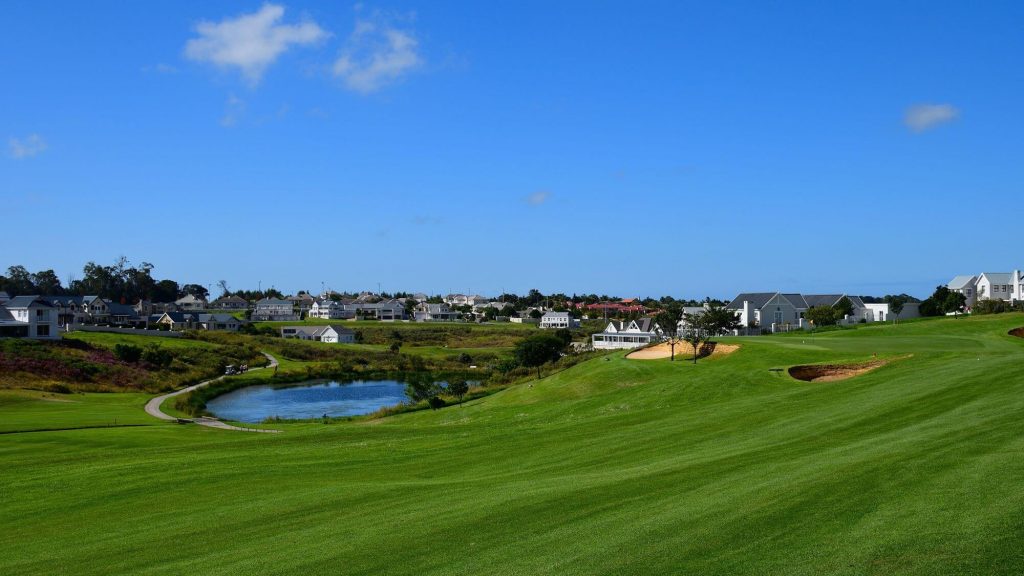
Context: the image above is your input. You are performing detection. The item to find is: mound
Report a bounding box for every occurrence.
[788,360,888,382]
[627,341,739,360]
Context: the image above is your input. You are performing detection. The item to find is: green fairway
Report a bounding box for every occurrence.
[2,314,1024,574]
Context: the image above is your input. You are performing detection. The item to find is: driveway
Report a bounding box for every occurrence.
[143,352,281,433]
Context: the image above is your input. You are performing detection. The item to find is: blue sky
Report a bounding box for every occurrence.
[2,1,1022,299]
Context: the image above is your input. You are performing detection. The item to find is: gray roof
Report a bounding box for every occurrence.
[107,302,139,317]
[197,313,239,323]
[255,298,293,306]
[0,305,15,322]
[4,295,53,309]
[947,275,977,289]
[802,294,843,308]
[212,295,248,304]
[726,293,781,310]
[543,311,570,318]
[980,272,1013,284]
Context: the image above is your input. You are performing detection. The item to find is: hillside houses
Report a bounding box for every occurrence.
[947,270,1023,308]
[592,318,663,350]
[727,292,920,330]
[150,312,244,332]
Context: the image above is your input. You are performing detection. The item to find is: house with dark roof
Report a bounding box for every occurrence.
[540,311,578,329]
[592,318,663,349]
[0,296,59,339]
[210,295,250,310]
[726,292,902,330]
[174,294,208,311]
[152,312,244,331]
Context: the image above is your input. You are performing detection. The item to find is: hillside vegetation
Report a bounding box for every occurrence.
[1,315,1024,574]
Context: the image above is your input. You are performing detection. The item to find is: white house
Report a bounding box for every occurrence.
[252,298,299,321]
[862,302,921,322]
[308,300,354,320]
[413,303,461,322]
[280,325,355,343]
[725,292,914,331]
[592,318,663,349]
[174,294,208,311]
[0,296,59,339]
[947,270,1024,308]
[540,311,578,329]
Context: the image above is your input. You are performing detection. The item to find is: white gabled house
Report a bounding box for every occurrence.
[413,303,461,322]
[252,298,299,321]
[308,300,354,320]
[947,270,1024,308]
[280,325,355,343]
[540,311,578,329]
[0,296,59,339]
[592,318,663,349]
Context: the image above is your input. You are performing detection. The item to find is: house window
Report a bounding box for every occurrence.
[774,310,784,324]
[36,325,50,337]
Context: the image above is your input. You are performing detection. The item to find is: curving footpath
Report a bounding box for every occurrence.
[144,352,281,433]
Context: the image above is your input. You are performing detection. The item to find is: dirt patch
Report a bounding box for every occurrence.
[1009,328,1024,338]
[788,360,888,382]
[627,341,739,360]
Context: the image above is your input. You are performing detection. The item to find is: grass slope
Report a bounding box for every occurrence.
[2,315,1024,574]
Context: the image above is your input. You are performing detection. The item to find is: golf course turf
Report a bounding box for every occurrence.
[2,314,1024,574]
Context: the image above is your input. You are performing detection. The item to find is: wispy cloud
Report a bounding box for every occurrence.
[525,191,551,206]
[221,94,246,127]
[904,103,959,133]
[142,63,178,74]
[185,3,328,85]
[333,12,421,93]
[8,134,47,159]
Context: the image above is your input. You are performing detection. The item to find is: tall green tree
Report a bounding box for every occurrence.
[888,296,906,323]
[515,333,565,379]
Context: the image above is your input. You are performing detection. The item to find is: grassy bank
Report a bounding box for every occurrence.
[2,314,1024,574]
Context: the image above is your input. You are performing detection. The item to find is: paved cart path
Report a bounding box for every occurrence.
[143,352,281,433]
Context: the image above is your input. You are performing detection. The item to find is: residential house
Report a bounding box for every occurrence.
[413,302,461,322]
[947,270,1024,308]
[0,296,59,339]
[308,299,354,320]
[592,318,663,350]
[252,298,299,321]
[43,295,111,326]
[346,300,407,321]
[727,291,918,331]
[444,294,488,307]
[210,295,249,310]
[288,294,316,314]
[174,294,208,311]
[280,325,355,343]
[152,312,244,331]
[540,311,578,329]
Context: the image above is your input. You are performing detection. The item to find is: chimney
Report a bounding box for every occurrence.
[743,300,753,327]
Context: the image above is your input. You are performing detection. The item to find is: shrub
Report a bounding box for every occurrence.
[427,396,446,410]
[113,344,143,363]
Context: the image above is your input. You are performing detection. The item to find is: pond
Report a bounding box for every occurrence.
[206,379,411,423]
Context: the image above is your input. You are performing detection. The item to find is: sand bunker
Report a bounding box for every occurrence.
[788,360,888,382]
[1009,328,1024,338]
[626,341,739,360]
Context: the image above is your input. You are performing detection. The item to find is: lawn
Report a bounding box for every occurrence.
[1,314,1024,574]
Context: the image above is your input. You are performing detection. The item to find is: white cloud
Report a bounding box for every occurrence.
[904,103,959,132]
[185,3,327,85]
[525,191,551,206]
[333,15,421,93]
[8,134,47,159]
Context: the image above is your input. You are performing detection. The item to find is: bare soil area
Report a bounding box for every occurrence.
[627,341,740,360]
[788,360,888,382]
